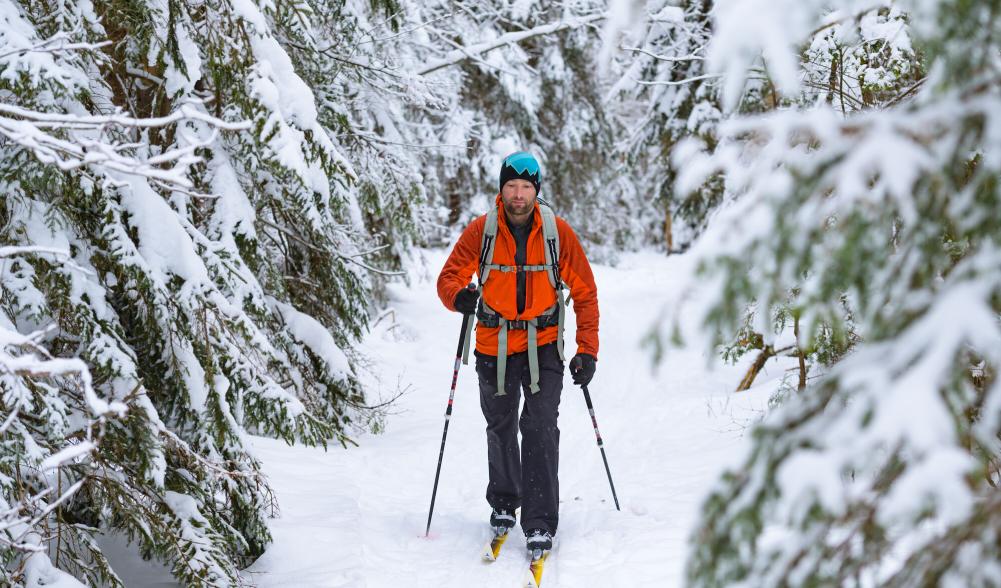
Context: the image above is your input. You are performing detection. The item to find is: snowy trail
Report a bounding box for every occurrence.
[240,249,782,588]
[106,248,781,587]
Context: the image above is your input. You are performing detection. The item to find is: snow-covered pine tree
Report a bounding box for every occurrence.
[319,0,453,266]
[601,0,723,252]
[1,246,128,587]
[715,7,917,393]
[390,1,627,258]
[671,0,1001,585]
[2,0,422,584]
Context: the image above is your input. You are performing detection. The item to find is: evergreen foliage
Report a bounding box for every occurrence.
[408,1,624,258]
[602,0,723,251]
[715,8,916,392]
[671,1,1001,585]
[1,0,421,584]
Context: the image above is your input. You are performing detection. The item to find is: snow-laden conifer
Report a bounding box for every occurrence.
[384,1,624,257]
[600,0,723,251]
[1,0,421,584]
[713,6,918,394]
[672,1,1001,585]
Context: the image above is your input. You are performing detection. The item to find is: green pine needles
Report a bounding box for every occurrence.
[673,1,1001,586]
[1,0,418,585]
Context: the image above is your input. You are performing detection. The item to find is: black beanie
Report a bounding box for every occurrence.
[498,151,542,195]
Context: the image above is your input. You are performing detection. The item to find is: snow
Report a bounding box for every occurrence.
[39,440,97,470]
[270,299,351,381]
[165,21,202,96]
[776,449,847,522]
[877,446,974,528]
[208,149,258,241]
[117,174,209,284]
[0,0,89,89]
[109,247,784,587]
[21,532,87,588]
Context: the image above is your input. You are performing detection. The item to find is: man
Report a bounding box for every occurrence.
[436,151,599,553]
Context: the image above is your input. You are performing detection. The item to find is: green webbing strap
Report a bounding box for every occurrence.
[556,289,566,361]
[495,319,542,395]
[496,318,508,396]
[480,210,499,283]
[539,205,565,362]
[527,322,540,393]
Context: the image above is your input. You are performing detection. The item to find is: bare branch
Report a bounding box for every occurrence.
[621,45,704,63]
[0,101,249,131]
[0,33,111,61]
[635,73,721,87]
[418,14,606,76]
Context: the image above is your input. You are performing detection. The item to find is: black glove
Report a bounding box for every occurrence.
[453,286,479,315]
[569,353,596,386]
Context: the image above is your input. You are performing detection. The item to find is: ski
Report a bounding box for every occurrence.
[481,531,509,562]
[521,549,550,587]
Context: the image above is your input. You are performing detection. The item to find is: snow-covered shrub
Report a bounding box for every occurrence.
[709,6,917,395]
[803,6,921,113]
[672,0,1001,585]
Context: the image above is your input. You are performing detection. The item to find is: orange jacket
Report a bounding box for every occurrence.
[437,196,599,360]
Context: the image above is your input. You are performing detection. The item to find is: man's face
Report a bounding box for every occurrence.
[500,179,537,217]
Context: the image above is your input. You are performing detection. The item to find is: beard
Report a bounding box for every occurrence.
[503,198,534,216]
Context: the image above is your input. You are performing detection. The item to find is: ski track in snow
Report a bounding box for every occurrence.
[113,249,784,587]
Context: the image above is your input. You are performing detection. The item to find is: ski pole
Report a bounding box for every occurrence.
[582,384,620,511]
[425,286,476,536]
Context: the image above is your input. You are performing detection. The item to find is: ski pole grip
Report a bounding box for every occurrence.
[457,283,478,316]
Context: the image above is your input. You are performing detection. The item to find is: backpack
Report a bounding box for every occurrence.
[462,198,566,395]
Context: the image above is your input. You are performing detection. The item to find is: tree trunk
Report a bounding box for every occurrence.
[795,316,807,391]
[736,348,775,391]
[664,207,674,252]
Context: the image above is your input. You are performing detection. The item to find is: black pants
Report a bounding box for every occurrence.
[475,342,563,535]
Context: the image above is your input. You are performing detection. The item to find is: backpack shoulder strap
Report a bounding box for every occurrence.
[479,209,499,284]
[539,202,560,289]
[537,199,567,362]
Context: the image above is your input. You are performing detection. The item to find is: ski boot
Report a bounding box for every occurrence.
[490,508,516,536]
[525,528,553,556]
